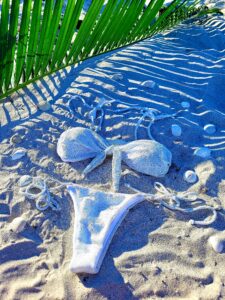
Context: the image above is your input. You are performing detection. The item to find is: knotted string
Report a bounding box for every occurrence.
[69,96,114,132]
[68,96,176,140]
[132,108,176,140]
[87,98,113,132]
[126,182,218,226]
[19,177,62,212]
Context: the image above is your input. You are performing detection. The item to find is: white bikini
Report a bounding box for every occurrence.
[18,175,219,274]
[67,182,218,274]
[67,184,144,274]
[67,183,217,274]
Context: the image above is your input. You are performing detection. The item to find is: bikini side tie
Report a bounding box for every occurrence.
[20,177,61,212]
[126,182,218,226]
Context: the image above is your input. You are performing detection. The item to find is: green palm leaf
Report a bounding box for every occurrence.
[34,0,54,76]
[0,0,220,101]
[25,0,42,81]
[15,0,32,85]
[0,0,10,93]
[4,0,20,90]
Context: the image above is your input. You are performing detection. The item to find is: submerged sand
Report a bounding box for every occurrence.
[0,14,225,300]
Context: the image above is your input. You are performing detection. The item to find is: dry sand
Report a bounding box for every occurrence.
[1,14,225,300]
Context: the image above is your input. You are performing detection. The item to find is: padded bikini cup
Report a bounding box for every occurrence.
[121,140,172,177]
[57,127,108,162]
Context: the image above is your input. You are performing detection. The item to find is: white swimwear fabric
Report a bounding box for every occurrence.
[67,184,144,274]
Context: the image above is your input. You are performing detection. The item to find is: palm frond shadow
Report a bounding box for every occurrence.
[1,16,225,297]
[1,15,225,231]
[0,0,220,100]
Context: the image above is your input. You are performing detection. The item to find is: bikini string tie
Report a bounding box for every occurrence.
[20,177,62,212]
[68,96,176,139]
[126,182,218,226]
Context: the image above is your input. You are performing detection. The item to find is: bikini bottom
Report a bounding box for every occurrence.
[67,184,144,274]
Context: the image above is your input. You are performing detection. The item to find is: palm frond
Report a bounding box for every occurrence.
[0,0,220,101]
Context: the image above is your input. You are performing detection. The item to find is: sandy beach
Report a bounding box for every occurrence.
[1,7,225,300]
